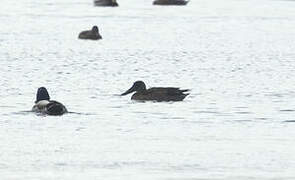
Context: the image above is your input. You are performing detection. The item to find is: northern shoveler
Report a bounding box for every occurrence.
[121,81,189,101]
[32,87,68,115]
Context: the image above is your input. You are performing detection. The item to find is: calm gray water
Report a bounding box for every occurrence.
[1,0,295,179]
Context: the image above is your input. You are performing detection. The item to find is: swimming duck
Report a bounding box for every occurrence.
[121,81,189,101]
[94,0,118,7]
[32,87,68,115]
[153,0,189,5]
[78,26,102,40]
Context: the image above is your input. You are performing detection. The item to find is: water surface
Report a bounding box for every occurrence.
[1,0,295,179]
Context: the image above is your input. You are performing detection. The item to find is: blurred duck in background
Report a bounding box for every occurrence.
[78,26,102,40]
[153,0,189,5]
[94,0,118,7]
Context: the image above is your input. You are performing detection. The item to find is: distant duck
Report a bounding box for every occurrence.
[78,26,102,40]
[153,0,189,5]
[32,87,68,115]
[121,81,189,101]
[94,0,118,6]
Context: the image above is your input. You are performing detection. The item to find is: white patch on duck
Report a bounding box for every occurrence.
[32,100,50,112]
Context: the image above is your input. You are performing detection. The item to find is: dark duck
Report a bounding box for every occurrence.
[32,87,68,115]
[153,0,189,5]
[94,0,118,7]
[78,26,102,40]
[121,81,189,101]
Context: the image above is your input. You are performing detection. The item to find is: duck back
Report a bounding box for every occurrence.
[131,88,189,101]
[46,101,67,115]
[153,0,189,5]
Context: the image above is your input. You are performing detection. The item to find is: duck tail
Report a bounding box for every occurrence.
[180,89,190,93]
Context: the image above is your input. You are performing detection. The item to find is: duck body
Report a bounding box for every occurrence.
[32,87,67,116]
[153,0,189,5]
[78,26,102,40]
[131,87,189,101]
[94,0,118,7]
[32,100,68,115]
[121,81,189,102]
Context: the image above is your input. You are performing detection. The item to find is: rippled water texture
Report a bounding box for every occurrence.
[1,0,295,179]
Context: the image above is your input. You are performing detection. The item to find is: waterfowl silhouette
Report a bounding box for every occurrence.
[78,26,102,40]
[121,81,189,101]
[94,0,118,6]
[32,87,68,115]
[153,0,189,5]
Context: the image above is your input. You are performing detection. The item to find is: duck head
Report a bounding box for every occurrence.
[121,81,147,96]
[35,87,50,103]
[92,26,99,34]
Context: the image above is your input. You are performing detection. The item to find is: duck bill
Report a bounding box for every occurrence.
[121,86,135,96]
